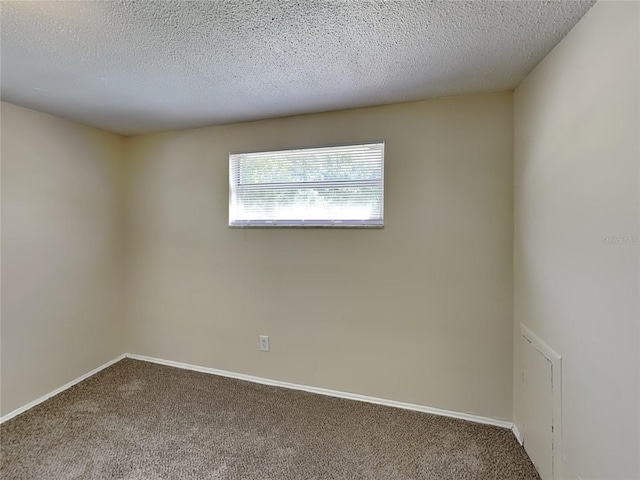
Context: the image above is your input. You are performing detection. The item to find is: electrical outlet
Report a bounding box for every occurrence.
[259,335,270,352]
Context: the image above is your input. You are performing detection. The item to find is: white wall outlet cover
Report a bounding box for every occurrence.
[259,335,270,352]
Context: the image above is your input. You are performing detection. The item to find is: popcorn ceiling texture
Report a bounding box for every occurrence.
[1,0,594,135]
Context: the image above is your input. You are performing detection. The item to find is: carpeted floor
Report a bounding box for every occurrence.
[1,359,540,479]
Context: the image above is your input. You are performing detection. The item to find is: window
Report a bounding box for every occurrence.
[229,142,384,227]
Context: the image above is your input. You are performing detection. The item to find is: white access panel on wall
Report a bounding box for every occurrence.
[521,324,562,480]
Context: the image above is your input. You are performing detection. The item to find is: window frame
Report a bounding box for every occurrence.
[228,141,385,228]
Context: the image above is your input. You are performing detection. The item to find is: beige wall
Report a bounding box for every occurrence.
[0,102,126,415]
[124,93,515,421]
[513,2,639,479]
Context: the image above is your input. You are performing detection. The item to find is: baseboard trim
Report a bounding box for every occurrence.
[0,354,127,424]
[512,423,523,445]
[126,353,514,430]
[1,352,519,436]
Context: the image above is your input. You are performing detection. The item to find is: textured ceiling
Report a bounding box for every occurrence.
[1,0,595,135]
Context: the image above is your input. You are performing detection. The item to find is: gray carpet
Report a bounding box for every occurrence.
[1,359,540,479]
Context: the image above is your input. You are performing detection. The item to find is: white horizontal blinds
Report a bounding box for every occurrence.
[229,142,384,227]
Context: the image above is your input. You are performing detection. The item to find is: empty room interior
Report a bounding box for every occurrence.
[0,1,638,479]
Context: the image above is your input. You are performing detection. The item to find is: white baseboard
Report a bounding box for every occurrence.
[2,352,521,439]
[0,354,126,424]
[126,353,514,430]
[512,423,523,445]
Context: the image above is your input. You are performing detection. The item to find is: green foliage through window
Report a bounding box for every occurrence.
[229,142,384,227]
